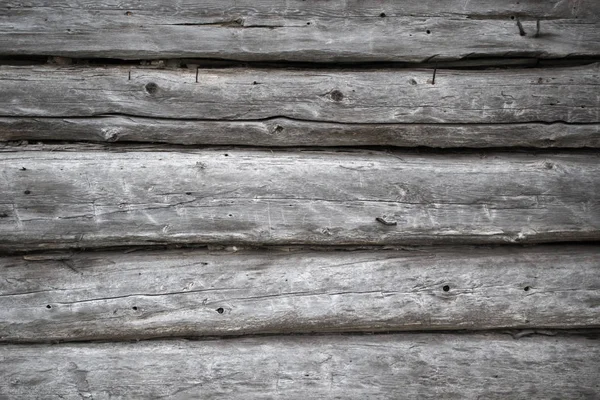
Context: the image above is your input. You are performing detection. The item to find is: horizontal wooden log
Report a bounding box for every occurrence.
[0,148,599,250]
[1,1,599,61]
[1,245,598,342]
[1,333,599,399]
[1,117,599,148]
[2,65,600,124]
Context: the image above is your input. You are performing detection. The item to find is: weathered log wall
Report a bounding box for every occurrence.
[1,0,599,398]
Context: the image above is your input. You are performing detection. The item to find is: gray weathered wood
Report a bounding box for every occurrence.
[0,148,599,250]
[1,64,600,123]
[1,245,598,342]
[1,333,599,399]
[1,117,599,148]
[1,1,599,61]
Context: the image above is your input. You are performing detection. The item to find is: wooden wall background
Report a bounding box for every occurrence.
[1,1,599,398]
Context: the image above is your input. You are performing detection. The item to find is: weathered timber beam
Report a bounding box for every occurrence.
[0,1,598,61]
[1,117,599,148]
[0,245,598,342]
[0,333,599,399]
[1,64,599,123]
[0,148,598,250]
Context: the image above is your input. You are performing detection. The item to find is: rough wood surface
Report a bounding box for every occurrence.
[1,333,599,399]
[1,148,599,250]
[1,245,598,343]
[1,1,599,61]
[1,117,599,148]
[1,64,600,124]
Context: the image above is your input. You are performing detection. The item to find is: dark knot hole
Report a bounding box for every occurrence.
[145,82,159,94]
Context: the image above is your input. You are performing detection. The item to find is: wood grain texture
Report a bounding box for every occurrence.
[1,117,599,148]
[1,1,599,61]
[1,245,598,343]
[0,148,599,250]
[2,64,599,124]
[1,333,599,399]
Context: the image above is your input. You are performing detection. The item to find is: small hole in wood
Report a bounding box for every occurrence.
[24,190,31,195]
[46,305,52,309]
[228,214,233,217]
[426,30,431,34]
[380,12,386,18]
[253,81,258,85]
[306,22,311,25]
[524,286,530,291]
[216,307,224,314]
[443,285,450,292]
[185,192,192,195]
[125,11,133,16]
[132,306,138,311]
[20,167,27,171]
[224,153,229,157]
[511,16,515,20]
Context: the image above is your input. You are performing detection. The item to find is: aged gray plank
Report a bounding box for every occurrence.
[1,117,599,148]
[0,148,598,250]
[1,65,599,124]
[1,1,599,61]
[1,334,599,399]
[1,246,598,342]
[5,0,598,19]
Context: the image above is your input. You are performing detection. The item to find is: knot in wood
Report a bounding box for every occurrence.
[376,215,397,226]
[271,125,284,134]
[145,82,159,95]
[320,227,333,236]
[330,90,344,102]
